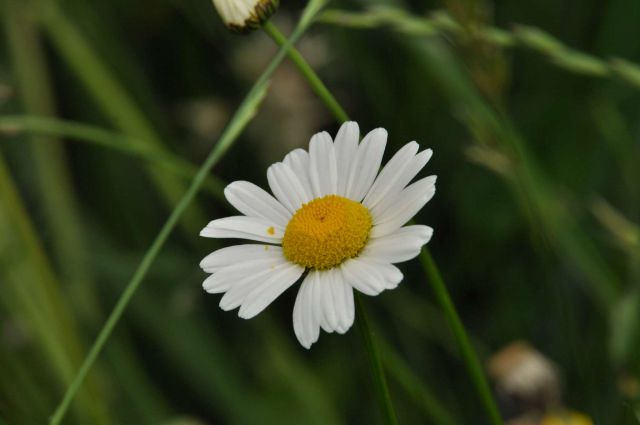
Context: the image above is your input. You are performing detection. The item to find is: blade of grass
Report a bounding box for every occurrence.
[48,1,327,422]
[2,22,169,420]
[334,11,619,413]
[419,249,502,424]
[48,66,265,425]
[412,37,619,310]
[590,101,640,367]
[88,241,271,423]
[3,3,112,421]
[257,318,344,425]
[379,337,457,425]
[356,295,398,425]
[128,289,266,424]
[2,8,181,413]
[35,0,206,234]
[0,341,52,423]
[0,153,109,424]
[0,115,226,200]
[102,340,172,423]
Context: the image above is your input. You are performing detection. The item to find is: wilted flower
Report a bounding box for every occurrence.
[200,122,436,348]
[211,0,278,33]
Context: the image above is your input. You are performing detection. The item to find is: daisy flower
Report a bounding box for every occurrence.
[200,122,436,348]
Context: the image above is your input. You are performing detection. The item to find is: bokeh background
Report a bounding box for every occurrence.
[1,0,640,423]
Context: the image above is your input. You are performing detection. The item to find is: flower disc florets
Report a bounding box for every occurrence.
[282,195,372,270]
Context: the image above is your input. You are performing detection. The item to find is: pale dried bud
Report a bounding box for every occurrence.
[488,341,561,407]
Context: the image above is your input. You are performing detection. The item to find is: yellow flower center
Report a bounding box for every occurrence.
[282,195,372,270]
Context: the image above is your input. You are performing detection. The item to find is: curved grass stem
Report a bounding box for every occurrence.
[264,22,398,423]
[262,22,349,123]
[420,249,503,425]
[264,21,503,425]
[47,7,322,423]
[0,116,226,200]
[356,294,399,425]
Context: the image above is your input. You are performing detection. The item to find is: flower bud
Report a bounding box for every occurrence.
[211,0,279,33]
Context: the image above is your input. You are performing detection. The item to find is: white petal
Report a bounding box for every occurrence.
[370,148,433,217]
[200,216,283,243]
[267,162,312,214]
[219,261,274,311]
[363,142,417,207]
[203,256,285,293]
[336,268,355,333]
[345,128,387,201]
[224,181,291,228]
[219,262,283,310]
[238,263,304,319]
[364,145,432,211]
[283,149,313,199]
[317,270,338,332]
[200,244,282,273]
[362,225,433,263]
[341,258,403,296]
[293,274,320,349]
[370,176,437,238]
[316,269,354,334]
[334,122,360,196]
[310,271,330,332]
[309,131,338,197]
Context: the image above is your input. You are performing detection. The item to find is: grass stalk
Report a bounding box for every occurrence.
[265,20,502,424]
[318,7,640,90]
[322,7,620,311]
[48,1,326,422]
[263,22,349,123]
[379,339,456,425]
[264,23,399,423]
[420,249,503,424]
[356,295,399,425]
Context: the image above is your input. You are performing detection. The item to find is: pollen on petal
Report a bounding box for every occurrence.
[282,195,372,270]
[267,226,275,235]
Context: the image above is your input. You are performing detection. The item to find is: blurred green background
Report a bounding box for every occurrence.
[1,0,640,423]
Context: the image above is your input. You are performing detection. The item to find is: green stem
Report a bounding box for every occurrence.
[356,294,398,425]
[265,21,502,424]
[419,249,502,425]
[49,102,257,425]
[263,22,349,123]
[264,22,400,422]
[48,7,321,422]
